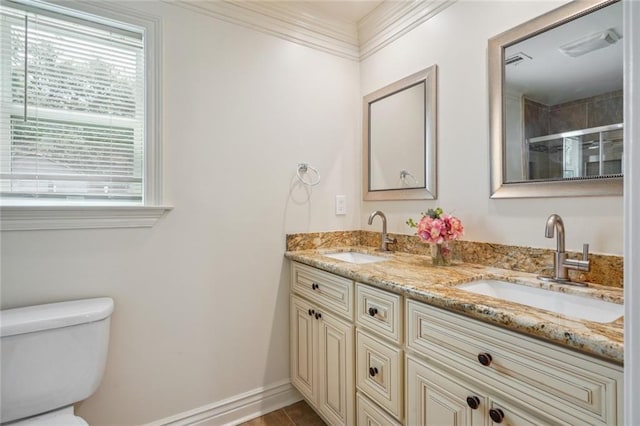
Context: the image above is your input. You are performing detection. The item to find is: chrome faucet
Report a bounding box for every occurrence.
[368,210,397,252]
[542,214,590,284]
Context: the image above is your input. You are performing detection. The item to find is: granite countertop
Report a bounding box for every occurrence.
[285,246,624,365]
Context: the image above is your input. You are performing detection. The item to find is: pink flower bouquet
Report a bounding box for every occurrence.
[407,207,463,265]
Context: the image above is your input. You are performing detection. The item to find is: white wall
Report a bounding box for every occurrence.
[360,0,623,255]
[0,2,361,424]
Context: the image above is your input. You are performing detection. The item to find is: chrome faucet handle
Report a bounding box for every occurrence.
[562,242,591,272]
[384,236,397,245]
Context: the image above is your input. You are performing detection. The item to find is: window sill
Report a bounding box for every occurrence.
[0,205,173,231]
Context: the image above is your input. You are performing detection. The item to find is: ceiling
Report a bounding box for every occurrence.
[298,0,384,24]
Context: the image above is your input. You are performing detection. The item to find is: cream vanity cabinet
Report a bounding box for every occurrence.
[290,261,623,425]
[355,283,404,425]
[406,300,624,425]
[290,262,355,425]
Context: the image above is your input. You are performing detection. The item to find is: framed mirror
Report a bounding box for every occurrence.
[489,0,623,198]
[363,65,437,201]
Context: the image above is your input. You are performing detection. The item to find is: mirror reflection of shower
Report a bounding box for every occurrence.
[502,0,623,184]
[526,124,622,180]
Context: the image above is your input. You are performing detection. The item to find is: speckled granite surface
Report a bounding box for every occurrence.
[286,231,360,250]
[285,246,623,365]
[287,231,623,287]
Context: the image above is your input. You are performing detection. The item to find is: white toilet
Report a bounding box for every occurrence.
[1,298,114,425]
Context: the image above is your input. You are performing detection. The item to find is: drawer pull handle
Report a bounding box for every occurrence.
[308,309,315,316]
[311,283,319,290]
[466,396,480,410]
[478,353,492,367]
[314,312,322,320]
[368,307,378,317]
[489,408,504,423]
[368,367,379,377]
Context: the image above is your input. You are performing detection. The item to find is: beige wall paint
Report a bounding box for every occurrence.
[0,2,360,424]
[360,0,623,256]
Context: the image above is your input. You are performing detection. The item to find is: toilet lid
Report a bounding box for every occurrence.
[12,414,88,426]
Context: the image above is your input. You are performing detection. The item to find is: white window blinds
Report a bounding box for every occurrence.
[0,2,145,204]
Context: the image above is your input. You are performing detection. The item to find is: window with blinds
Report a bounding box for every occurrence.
[0,1,145,204]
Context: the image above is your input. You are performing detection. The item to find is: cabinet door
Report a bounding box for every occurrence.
[407,355,486,426]
[317,309,355,426]
[291,295,317,404]
[356,329,403,420]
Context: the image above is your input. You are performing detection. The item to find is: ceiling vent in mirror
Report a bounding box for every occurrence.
[558,29,621,58]
[505,52,532,66]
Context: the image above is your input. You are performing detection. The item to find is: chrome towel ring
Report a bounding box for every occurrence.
[297,163,321,186]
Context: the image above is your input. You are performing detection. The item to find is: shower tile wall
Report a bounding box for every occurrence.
[524,90,623,137]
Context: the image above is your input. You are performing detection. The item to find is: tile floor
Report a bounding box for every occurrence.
[239,400,325,426]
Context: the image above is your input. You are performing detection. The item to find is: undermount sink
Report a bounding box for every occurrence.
[457,279,623,323]
[323,251,388,264]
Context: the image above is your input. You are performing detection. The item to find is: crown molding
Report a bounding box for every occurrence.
[166,0,456,62]
[358,0,456,60]
[166,0,360,60]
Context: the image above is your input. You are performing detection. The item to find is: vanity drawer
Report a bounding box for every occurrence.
[406,354,572,426]
[356,329,403,421]
[291,262,353,320]
[406,300,622,425]
[356,283,402,344]
[356,392,402,426]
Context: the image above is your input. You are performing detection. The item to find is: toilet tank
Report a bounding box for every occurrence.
[0,298,114,424]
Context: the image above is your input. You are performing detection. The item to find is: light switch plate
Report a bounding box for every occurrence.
[335,195,347,215]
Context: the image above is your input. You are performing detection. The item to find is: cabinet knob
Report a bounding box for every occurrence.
[478,353,493,367]
[314,312,322,320]
[489,408,504,423]
[368,367,379,377]
[307,309,315,316]
[368,307,378,317]
[311,283,319,290]
[466,396,480,410]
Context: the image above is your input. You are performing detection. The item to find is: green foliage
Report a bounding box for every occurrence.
[407,207,444,228]
[8,26,139,177]
[426,207,443,219]
[10,33,137,118]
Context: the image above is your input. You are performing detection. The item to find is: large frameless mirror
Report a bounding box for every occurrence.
[363,65,437,200]
[489,0,623,198]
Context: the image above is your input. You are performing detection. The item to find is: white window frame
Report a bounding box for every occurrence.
[0,0,171,231]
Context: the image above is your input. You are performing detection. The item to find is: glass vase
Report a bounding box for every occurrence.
[431,242,452,266]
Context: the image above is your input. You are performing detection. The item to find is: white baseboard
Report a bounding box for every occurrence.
[145,380,302,426]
